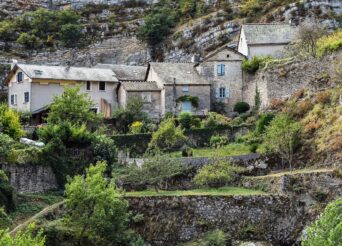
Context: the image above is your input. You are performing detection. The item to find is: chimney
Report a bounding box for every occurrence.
[11,59,18,69]
[191,54,200,63]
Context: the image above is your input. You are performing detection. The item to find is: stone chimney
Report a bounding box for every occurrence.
[11,59,18,69]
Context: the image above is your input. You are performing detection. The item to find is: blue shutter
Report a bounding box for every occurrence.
[222,64,225,76]
[226,88,230,98]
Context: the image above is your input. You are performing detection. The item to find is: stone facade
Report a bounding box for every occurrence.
[1,164,58,193]
[127,195,306,245]
[198,47,245,110]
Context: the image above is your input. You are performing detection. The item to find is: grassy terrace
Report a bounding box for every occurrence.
[124,187,266,197]
[166,143,252,158]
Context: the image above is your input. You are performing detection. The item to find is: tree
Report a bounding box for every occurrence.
[0,104,24,139]
[126,157,186,192]
[297,22,326,58]
[0,223,45,246]
[47,86,99,126]
[263,114,301,169]
[64,161,132,246]
[60,24,82,48]
[194,161,246,188]
[302,199,342,246]
[16,33,42,50]
[179,112,193,130]
[0,20,16,49]
[149,118,187,151]
[137,5,177,46]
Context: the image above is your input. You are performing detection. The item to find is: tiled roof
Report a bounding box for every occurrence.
[150,62,210,85]
[16,64,118,82]
[242,24,298,45]
[95,64,147,81]
[121,81,161,91]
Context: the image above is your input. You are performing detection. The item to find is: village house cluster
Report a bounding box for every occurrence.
[5,24,298,121]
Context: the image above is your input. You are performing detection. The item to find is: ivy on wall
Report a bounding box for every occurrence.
[176,96,199,108]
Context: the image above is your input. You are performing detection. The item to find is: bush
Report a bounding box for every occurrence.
[130,121,143,134]
[0,207,11,229]
[149,118,187,152]
[242,56,271,74]
[0,223,45,245]
[126,157,186,192]
[317,29,342,57]
[182,146,193,157]
[179,112,193,130]
[292,99,313,117]
[209,135,229,148]
[315,91,331,104]
[0,104,24,139]
[201,112,231,128]
[194,161,246,187]
[0,134,15,163]
[112,133,152,156]
[91,134,117,165]
[199,230,228,246]
[255,113,275,135]
[233,102,250,114]
[211,101,226,114]
[302,198,342,246]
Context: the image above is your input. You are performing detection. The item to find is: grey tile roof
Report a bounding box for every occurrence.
[95,64,147,81]
[17,64,119,82]
[150,63,210,85]
[121,81,161,91]
[242,24,298,45]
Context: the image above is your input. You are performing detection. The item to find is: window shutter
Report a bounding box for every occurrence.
[222,64,225,76]
[226,88,230,98]
[215,88,220,98]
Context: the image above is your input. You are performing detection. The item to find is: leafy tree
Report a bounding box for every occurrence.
[60,24,83,48]
[302,199,342,246]
[0,223,45,246]
[64,161,133,246]
[234,102,250,114]
[47,86,99,126]
[179,112,193,130]
[297,22,326,58]
[17,33,42,50]
[126,157,186,192]
[137,5,177,46]
[194,161,246,188]
[149,118,187,151]
[0,21,16,48]
[91,134,117,165]
[262,114,301,169]
[113,98,149,133]
[180,0,197,18]
[0,133,15,163]
[0,104,24,139]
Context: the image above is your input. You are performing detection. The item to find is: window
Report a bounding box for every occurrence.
[219,87,226,98]
[181,101,192,112]
[10,94,17,105]
[99,81,106,91]
[24,92,29,103]
[17,72,23,83]
[217,64,225,76]
[141,92,152,103]
[182,85,189,92]
[86,81,91,91]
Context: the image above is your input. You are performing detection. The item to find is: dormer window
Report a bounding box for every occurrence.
[217,64,225,76]
[17,72,23,83]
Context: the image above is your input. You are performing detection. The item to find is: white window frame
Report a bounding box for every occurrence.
[219,87,226,98]
[11,94,17,105]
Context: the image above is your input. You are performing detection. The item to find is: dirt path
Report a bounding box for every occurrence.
[10,200,65,236]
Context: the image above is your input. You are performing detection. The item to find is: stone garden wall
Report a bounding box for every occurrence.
[127,195,306,245]
[1,164,58,193]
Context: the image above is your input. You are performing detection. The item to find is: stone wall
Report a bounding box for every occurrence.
[243,51,341,108]
[127,195,306,245]
[0,164,58,193]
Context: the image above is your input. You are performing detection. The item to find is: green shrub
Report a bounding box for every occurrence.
[242,56,272,74]
[182,146,193,157]
[0,104,24,139]
[233,102,250,114]
[209,135,229,148]
[211,101,226,114]
[129,121,143,134]
[149,118,187,152]
[112,133,152,156]
[302,198,342,246]
[194,161,246,187]
[179,112,193,129]
[201,112,231,128]
[255,113,275,135]
[199,230,228,246]
[0,223,45,245]
[0,134,15,163]
[126,156,186,192]
[191,117,201,128]
[91,134,116,165]
[317,29,342,57]
[0,207,11,229]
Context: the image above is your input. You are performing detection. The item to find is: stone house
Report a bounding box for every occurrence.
[4,63,119,119]
[238,24,298,59]
[197,46,246,111]
[146,62,211,116]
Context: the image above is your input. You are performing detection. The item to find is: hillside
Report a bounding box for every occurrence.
[0,0,341,67]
